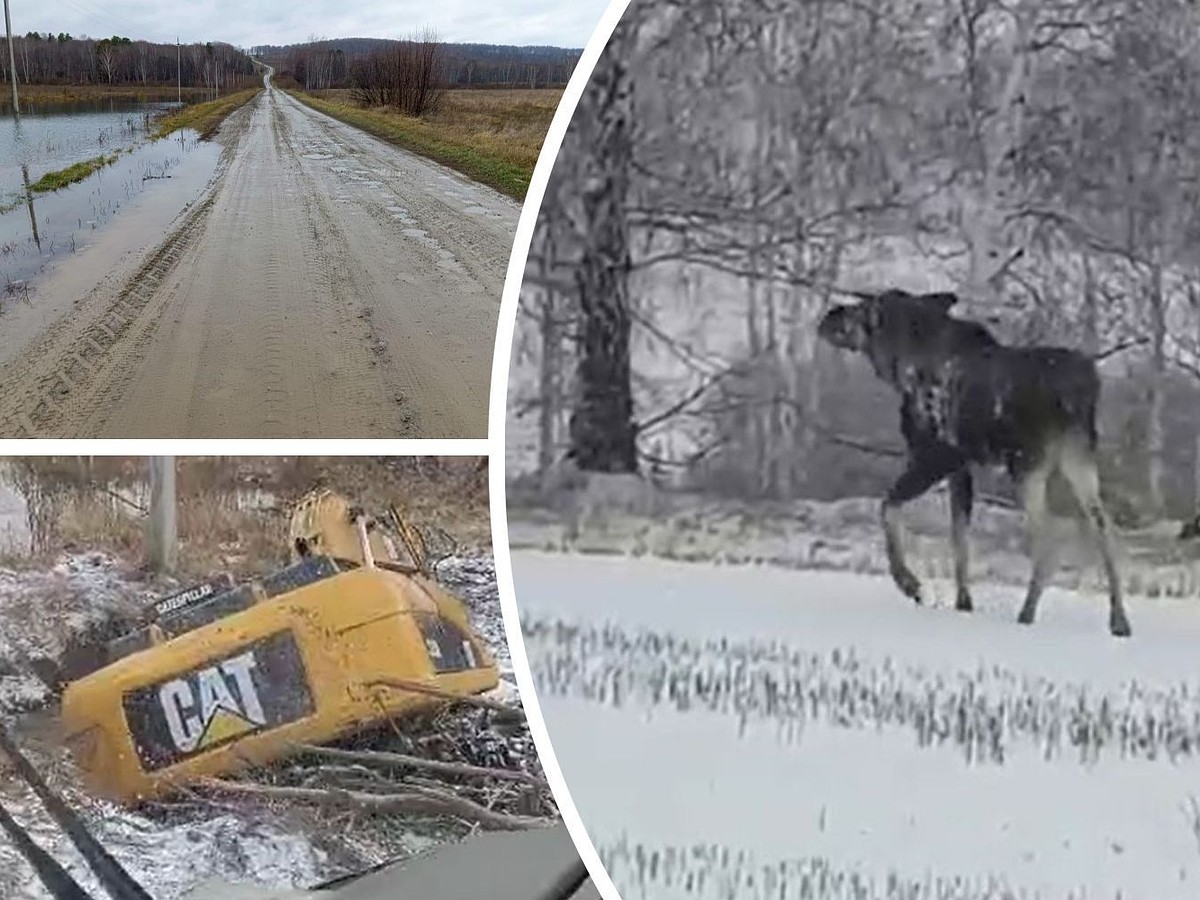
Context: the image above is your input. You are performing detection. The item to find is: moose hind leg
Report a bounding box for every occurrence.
[949,468,974,612]
[1016,461,1055,626]
[883,455,963,605]
[1058,439,1131,638]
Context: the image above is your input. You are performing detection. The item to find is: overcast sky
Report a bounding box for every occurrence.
[14,0,610,49]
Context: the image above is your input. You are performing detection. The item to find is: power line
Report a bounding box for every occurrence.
[48,0,160,41]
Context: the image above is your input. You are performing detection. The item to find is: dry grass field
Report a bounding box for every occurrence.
[290,87,563,199]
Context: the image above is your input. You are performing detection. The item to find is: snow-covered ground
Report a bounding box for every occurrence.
[0,551,527,900]
[513,548,1200,900]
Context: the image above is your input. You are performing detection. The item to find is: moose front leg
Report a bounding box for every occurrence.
[883,454,965,605]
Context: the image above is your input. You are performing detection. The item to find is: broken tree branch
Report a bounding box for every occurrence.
[195,777,551,832]
[293,743,549,790]
[1094,336,1149,362]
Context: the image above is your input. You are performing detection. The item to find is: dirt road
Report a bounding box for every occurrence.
[0,76,518,437]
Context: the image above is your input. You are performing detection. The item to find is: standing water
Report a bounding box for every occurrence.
[0,98,224,296]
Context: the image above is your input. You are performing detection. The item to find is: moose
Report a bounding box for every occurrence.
[817,288,1131,638]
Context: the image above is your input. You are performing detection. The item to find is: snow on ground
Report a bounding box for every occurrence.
[508,490,1200,601]
[0,552,528,899]
[0,552,147,710]
[513,548,1200,900]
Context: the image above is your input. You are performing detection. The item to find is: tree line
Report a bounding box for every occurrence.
[271,37,580,90]
[512,0,1200,526]
[0,33,258,90]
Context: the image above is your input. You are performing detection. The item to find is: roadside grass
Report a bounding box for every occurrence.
[1,83,240,107]
[28,154,120,194]
[287,88,562,200]
[153,86,262,140]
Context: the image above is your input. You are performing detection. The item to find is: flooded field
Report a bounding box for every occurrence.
[0,99,165,190]
[0,99,222,295]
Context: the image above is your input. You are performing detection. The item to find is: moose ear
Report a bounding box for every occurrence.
[919,292,959,314]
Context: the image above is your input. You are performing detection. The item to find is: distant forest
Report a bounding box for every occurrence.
[256,38,582,90]
[0,33,258,90]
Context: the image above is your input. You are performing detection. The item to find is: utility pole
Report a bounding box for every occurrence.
[176,37,181,103]
[3,0,18,118]
[147,456,177,573]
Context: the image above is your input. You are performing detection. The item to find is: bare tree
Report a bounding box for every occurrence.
[564,25,638,474]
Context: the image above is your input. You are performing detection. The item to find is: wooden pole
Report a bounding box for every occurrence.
[3,0,18,118]
[147,456,177,572]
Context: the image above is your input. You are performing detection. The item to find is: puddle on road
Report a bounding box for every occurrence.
[401,227,434,245]
[385,204,416,226]
[0,130,220,297]
[301,152,334,160]
[435,249,465,274]
[396,225,465,272]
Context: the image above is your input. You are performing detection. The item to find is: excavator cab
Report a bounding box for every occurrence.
[58,490,498,805]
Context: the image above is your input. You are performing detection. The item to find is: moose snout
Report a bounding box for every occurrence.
[817,306,856,349]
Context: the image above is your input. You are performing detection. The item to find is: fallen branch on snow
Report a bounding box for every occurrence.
[293,743,549,789]
[195,777,552,832]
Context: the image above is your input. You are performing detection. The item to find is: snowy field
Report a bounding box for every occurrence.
[513,549,1200,900]
[0,552,527,899]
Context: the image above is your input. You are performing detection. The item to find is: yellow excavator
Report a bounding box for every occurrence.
[57,489,499,806]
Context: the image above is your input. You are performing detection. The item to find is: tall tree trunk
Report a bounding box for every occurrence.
[962,4,1031,305]
[568,42,637,474]
[537,288,560,480]
[1146,258,1166,516]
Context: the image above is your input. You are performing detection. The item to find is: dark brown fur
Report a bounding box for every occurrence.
[818,288,1130,637]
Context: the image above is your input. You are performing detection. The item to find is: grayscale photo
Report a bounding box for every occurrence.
[503,1,1200,897]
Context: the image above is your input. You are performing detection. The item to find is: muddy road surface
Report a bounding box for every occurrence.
[0,80,518,438]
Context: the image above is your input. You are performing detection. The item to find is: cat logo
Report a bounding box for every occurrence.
[123,630,315,771]
[158,651,266,753]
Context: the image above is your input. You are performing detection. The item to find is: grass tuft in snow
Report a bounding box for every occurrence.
[523,618,1200,766]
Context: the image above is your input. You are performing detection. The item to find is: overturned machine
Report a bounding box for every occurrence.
[58,489,499,805]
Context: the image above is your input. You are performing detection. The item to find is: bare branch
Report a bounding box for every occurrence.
[195,778,550,832]
[292,744,548,789]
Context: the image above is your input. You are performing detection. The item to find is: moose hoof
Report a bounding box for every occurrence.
[892,567,923,604]
[1110,614,1132,638]
[1016,606,1036,626]
[955,590,974,612]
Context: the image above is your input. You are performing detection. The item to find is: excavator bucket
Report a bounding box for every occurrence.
[57,492,498,805]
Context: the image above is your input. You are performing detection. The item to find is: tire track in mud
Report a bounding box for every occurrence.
[0,191,219,437]
[0,81,515,437]
[267,93,437,435]
[294,100,510,289]
[299,172,427,434]
[271,96,424,435]
[274,91,516,435]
